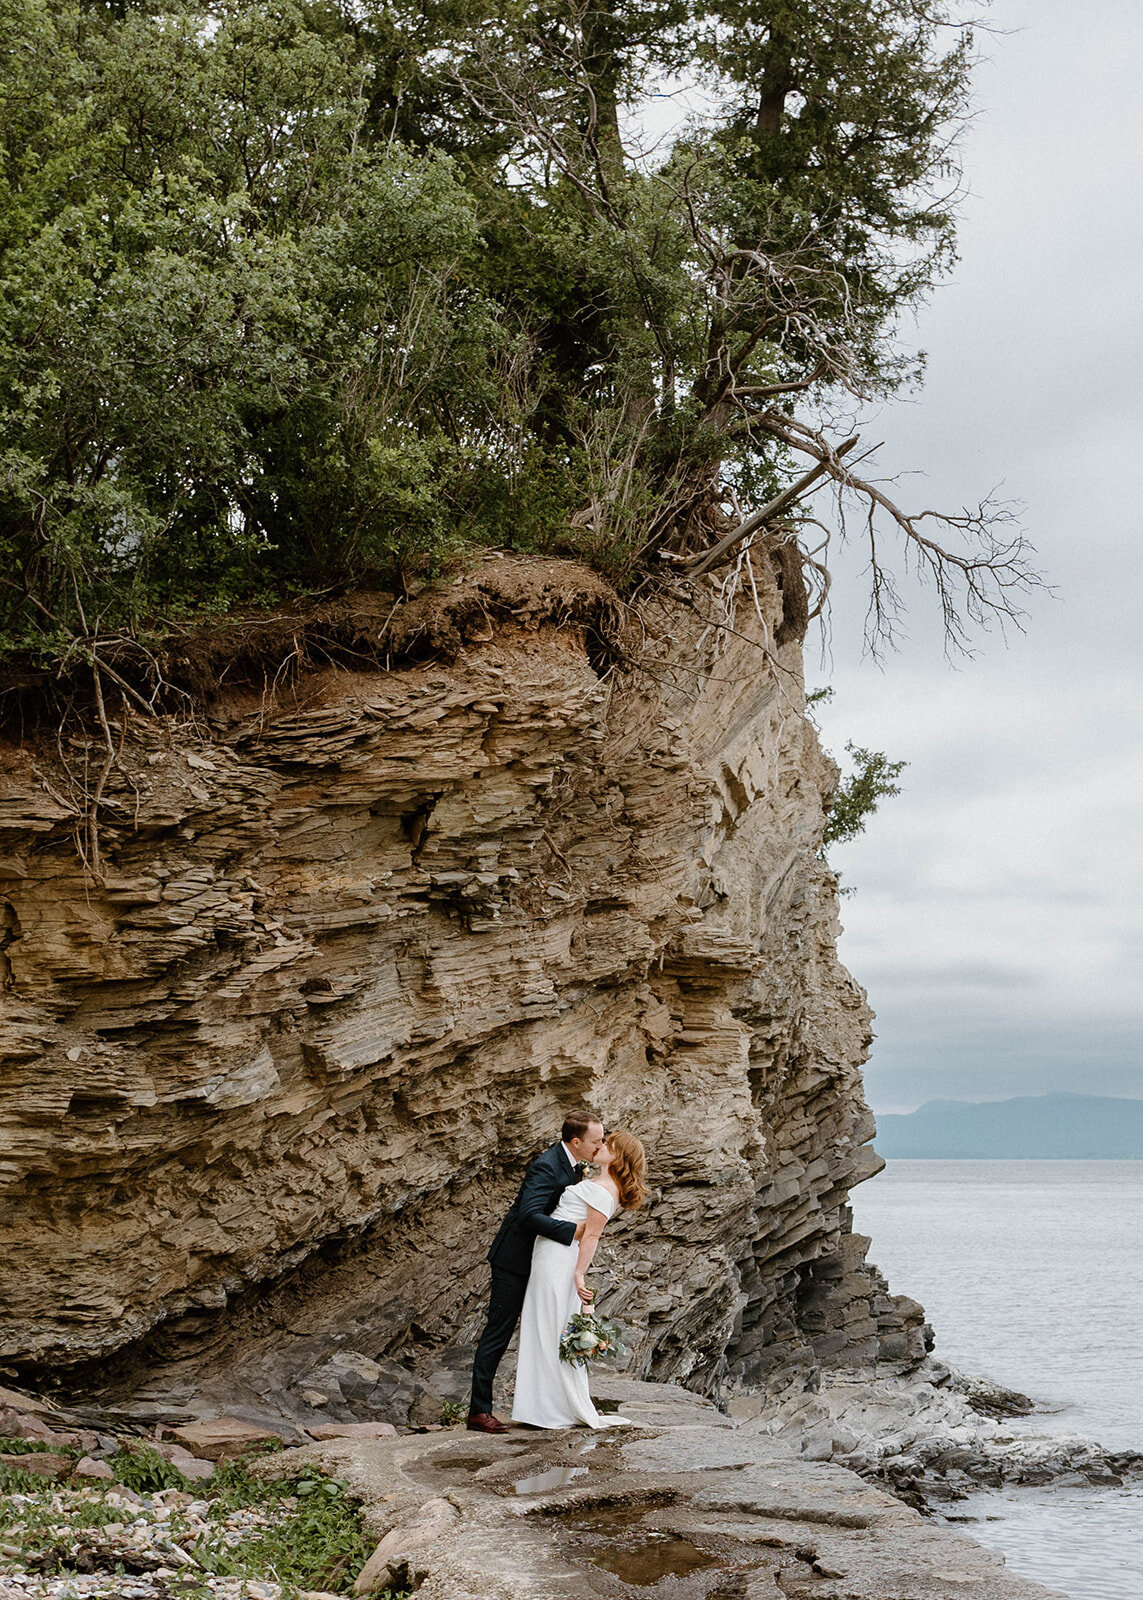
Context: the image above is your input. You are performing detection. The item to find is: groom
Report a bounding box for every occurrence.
[467,1109,605,1432]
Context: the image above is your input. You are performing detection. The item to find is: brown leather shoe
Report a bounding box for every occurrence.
[466,1411,509,1434]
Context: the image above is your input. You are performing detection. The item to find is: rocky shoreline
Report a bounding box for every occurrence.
[230,1376,1083,1600]
[740,1360,1141,1509]
[2,1367,1136,1599]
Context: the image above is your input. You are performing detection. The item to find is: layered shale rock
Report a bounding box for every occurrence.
[0,552,927,1413]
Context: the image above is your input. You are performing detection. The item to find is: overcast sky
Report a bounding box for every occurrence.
[811,0,1143,1112]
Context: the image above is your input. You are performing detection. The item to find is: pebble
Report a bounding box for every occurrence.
[0,1476,288,1600]
[0,1579,288,1599]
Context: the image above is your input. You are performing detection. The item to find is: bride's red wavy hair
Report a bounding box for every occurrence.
[607,1129,648,1210]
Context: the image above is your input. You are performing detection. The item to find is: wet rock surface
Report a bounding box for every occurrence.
[254,1378,1070,1599]
[4,1369,1130,1598]
[740,1363,1142,1508]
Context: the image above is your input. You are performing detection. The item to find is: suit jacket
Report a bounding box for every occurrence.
[487,1141,580,1275]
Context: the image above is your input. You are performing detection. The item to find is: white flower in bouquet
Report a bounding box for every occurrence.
[560,1305,628,1368]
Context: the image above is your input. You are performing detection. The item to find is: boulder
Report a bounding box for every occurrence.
[153,1438,216,1476]
[171,1417,281,1461]
[0,1386,55,1415]
[0,1407,72,1447]
[352,1498,458,1595]
[163,1445,216,1482]
[0,1451,72,1480]
[73,1456,115,1481]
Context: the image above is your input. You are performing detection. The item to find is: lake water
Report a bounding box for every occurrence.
[851,1160,1143,1600]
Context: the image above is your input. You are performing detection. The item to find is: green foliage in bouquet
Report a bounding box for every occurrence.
[559,1310,628,1369]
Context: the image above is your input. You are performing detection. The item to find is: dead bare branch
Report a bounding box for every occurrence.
[681,436,860,576]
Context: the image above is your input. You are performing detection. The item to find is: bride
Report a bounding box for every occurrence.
[512,1129,648,1429]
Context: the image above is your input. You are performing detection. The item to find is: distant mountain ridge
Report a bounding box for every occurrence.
[874,1092,1143,1159]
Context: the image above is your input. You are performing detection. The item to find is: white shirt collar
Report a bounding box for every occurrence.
[561,1142,580,1171]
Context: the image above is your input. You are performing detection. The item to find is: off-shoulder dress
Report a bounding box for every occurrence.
[511,1178,631,1428]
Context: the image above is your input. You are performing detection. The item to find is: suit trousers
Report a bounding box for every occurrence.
[470,1263,529,1415]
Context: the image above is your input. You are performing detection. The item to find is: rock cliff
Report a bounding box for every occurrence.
[0,551,927,1418]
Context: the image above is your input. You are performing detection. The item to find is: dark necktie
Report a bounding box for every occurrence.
[574,1162,584,1180]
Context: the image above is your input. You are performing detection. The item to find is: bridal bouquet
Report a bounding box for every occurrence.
[559,1309,628,1368]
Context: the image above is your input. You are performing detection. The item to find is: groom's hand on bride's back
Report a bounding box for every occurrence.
[573,1221,586,1240]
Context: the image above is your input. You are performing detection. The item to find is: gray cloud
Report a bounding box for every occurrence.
[809,0,1143,1113]
[861,962,1038,993]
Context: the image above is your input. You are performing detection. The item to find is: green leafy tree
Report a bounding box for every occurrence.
[0,0,1037,682]
[0,0,529,660]
[420,0,1033,628]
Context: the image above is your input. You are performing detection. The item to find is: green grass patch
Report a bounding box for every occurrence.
[0,1475,126,1547]
[194,1462,378,1595]
[110,1442,194,1495]
[0,1461,48,1496]
[0,1446,407,1598]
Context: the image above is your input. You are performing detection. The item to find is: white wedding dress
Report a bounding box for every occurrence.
[511,1179,632,1428]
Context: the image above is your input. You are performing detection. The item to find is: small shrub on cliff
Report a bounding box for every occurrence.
[808,689,907,855]
[823,744,908,851]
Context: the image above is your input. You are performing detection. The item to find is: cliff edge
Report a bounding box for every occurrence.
[0,551,927,1418]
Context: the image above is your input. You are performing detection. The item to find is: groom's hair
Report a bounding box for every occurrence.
[560,1110,602,1143]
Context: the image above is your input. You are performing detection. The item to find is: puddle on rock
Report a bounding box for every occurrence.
[556,1501,722,1590]
[560,1501,670,1528]
[515,1465,591,1495]
[417,1447,529,1478]
[588,1533,719,1587]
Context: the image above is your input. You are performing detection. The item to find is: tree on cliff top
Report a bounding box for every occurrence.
[0,0,1035,688]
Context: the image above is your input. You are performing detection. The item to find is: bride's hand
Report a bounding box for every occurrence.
[575,1275,595,1306]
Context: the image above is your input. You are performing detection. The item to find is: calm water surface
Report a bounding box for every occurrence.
[852,1160,1143,1600]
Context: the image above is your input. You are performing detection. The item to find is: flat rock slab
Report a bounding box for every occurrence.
[588,1377,736,1433]
[307,1422,399,1442]
[254,1380,1068,1600]
[171,1416,282,1460]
